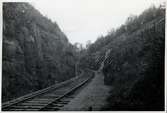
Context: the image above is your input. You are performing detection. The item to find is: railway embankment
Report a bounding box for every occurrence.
[61,71,110,111]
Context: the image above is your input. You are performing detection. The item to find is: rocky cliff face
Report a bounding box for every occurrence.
[2,3,77,102]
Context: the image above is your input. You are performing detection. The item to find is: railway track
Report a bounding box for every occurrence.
[2,71,94,111]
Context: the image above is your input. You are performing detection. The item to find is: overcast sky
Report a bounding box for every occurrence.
[31,0,165,46]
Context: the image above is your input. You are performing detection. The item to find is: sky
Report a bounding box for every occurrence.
[31,0,165,46]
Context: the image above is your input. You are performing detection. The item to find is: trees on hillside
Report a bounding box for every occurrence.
[80,4,165,110]
[2,3,78,102]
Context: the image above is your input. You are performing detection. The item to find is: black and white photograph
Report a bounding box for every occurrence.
[1,0,166,111]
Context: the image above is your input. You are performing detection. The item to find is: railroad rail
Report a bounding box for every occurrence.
[2,71,94,111]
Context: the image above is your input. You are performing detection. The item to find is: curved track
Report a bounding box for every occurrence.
[2,72,94,111]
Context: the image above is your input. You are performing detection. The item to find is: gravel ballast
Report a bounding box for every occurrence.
[61,71,110,111]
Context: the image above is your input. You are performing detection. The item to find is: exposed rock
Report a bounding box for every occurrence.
[2,3,77,102]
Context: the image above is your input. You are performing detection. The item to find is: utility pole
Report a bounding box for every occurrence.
[75,43,82,77]
[75,61,78,77]
[75,51,80,77]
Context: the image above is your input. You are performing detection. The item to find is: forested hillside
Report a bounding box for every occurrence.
[2,2,165,111]
[79,5,165,110]
[2,3,77,102]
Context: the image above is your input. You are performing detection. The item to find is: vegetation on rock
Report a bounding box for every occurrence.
[2,2,165,111]
[2,3,78,102]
